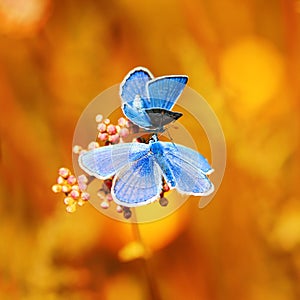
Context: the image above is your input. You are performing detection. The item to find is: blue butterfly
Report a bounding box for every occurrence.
[120,67,188,131]
[78,136,214,207]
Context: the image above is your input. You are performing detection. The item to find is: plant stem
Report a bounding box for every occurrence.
[131,208,162,300]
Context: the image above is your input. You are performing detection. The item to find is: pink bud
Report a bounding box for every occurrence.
[98,132,108,141]
[77,174,88,184]
[163,183,170,192]
[159,197,169,207]
[107,124,117,135]
[97,123,107,133]
[58,167,70,178]
[70,190,80,199]
[67,175,77,185]
[81,192,90,201]
[118,117,127,127]
[109,134,120,144]
[78,182,87,191]
[116,205,123,213]
[100,201,109,209]
[119,127,129,137]
[57,176,65,185]
[88,141,99,150]
[95,114,103,123]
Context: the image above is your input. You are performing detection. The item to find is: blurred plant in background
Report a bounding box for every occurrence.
[0,0,299,299]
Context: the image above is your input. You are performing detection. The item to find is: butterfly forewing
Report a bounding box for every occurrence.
[78,142,150,179]
[146,76,188,110]
[161,143,213,174]
[120,67,153,104]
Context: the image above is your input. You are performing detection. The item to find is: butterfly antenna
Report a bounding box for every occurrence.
[165,128,173,142]
[156,129,166,141]
[162,122,176,144]
[168,130,178,150]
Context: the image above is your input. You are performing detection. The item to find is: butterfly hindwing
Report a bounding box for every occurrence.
[112,154,163,206]
[169,157,214,195]
[144,109,183,128]
[159,142,214,195]
[122,103,152,128]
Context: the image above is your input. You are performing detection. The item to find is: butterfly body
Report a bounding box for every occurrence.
[79,139,214,207]
[149,140,177,188]
[120,67,188,131]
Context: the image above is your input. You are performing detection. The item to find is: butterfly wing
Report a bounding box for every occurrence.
[112,154,163,207]
[120,67,154,128]
[78,142,150,179]
[146,75,188,110]
[120,67,154,104]
[144,108,183,128]
[160,142,214,195]
[120,69,187,130]
[162,143,213,174]
[122,103,153,128]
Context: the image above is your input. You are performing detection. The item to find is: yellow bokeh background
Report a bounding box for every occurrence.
[1,0,299,299]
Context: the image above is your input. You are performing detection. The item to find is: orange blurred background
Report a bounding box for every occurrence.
[1,0,300,299]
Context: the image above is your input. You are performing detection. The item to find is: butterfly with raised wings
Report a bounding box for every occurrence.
[120,67,188,132]
[79,136,214,207]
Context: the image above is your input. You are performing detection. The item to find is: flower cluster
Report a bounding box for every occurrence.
[72,116,131,156]
[96,115,130,145]
[52,115,171,219]
[52,168,90,213]
[96,178,133,219]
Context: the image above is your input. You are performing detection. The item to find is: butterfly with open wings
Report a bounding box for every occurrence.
[79,135,214,207]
